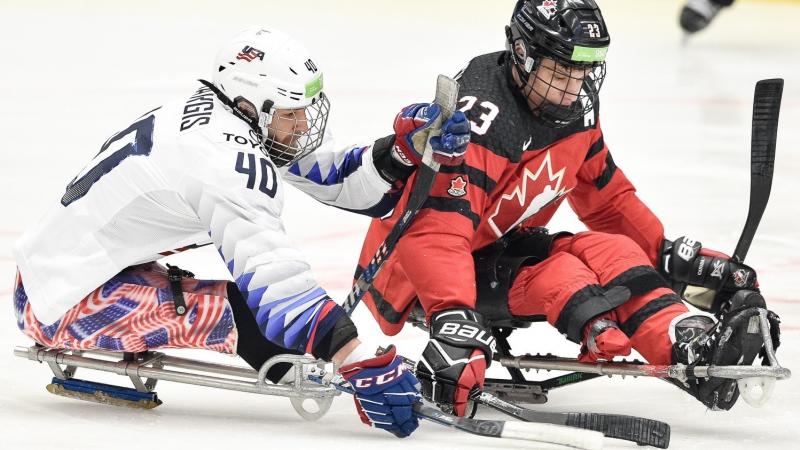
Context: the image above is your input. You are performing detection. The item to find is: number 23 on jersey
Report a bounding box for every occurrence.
[458,96,499,136]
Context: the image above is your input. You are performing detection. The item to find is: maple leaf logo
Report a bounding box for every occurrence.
[447,176,468,197]
[488,150,572,237]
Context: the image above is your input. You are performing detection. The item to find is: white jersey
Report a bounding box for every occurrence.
[14,84,394,327]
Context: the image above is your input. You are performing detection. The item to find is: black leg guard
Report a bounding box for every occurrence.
[226,283,301,383]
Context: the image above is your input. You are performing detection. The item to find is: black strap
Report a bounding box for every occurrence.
[605,265,669,297]
[555,285,631,343]
[619,293,682,337]
[166,264,194,316]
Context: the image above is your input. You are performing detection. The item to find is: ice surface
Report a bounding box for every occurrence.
[1,1,798,449]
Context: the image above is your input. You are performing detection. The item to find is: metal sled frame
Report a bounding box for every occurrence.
[486,308,791,405]
[483,326,605,404]
[411,307,790,405]
[14,346,340,421]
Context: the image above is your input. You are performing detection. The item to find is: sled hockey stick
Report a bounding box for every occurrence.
[732,79,782,263]
[473,391,670,448]
[308,375,605,450]
[341,75,460,314]
[387,350,669,448]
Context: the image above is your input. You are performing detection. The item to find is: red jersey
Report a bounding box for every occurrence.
[357,52,665,335]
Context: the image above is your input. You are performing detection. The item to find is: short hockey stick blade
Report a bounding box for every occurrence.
[419,74,459,168]
[733,78,782,262]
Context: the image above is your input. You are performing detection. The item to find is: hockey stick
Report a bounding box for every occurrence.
[474,391,670,448]
[341,74,460,314]
[309,374,605,450]
[389,351,669,448]
[732,78,782,263]
[726,79,784,407]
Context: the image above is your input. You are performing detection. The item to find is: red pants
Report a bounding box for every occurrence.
[508,231,687,365]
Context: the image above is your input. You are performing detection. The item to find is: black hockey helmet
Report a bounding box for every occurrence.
[505,0,610,127]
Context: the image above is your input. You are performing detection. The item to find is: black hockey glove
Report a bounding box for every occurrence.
[371,134,415,187]
[660,236,759,314]
[415,308,495,417]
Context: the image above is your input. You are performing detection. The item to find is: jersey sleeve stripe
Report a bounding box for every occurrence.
[288,146,367,186]
[255,286,328,350]
[584,135,605,161]
[421,197,481,230]
[440,164,498,194]
[593,152,617,190]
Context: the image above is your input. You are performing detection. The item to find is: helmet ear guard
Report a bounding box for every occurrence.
[233,97,258,120]
[233,96,277,132]
[505,25,538,77]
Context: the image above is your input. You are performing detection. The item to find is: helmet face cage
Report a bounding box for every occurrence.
[513,40,606,127]
[260,92,330,167]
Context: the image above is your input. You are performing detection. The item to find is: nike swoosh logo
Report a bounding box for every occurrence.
[522,136,532,152]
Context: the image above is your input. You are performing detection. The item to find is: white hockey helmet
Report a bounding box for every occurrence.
[212,27,329,166]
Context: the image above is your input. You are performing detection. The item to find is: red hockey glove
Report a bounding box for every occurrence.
[392,103,470,167]
[339,346,421,438]
[414,309,495,417]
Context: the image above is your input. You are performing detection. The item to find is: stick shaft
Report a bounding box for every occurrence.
[733,78,782,262]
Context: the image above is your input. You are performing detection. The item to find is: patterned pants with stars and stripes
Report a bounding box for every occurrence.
[13,263,238,354]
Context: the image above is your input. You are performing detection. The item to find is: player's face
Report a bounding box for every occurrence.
[260,94,329,166]
[525,58,589,108]
[268,108,310,148]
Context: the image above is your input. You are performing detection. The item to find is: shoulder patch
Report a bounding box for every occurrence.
[447,176,468,197]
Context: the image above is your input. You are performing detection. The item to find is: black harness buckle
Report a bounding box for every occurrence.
[166,264,194,316]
